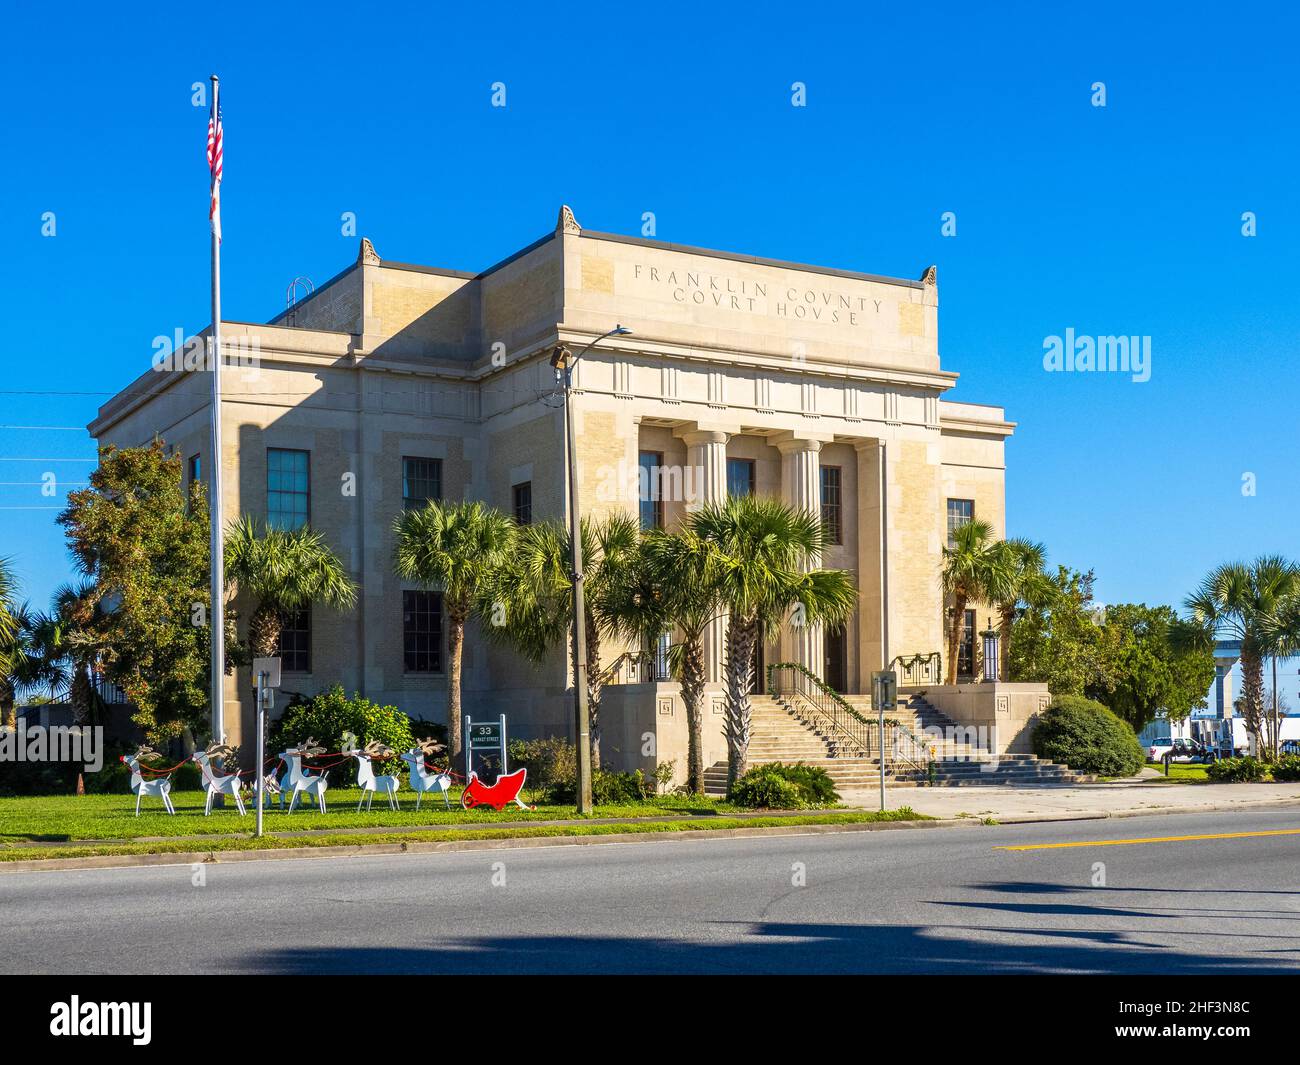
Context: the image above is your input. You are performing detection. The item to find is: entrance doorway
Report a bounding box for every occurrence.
[824,627,847,693]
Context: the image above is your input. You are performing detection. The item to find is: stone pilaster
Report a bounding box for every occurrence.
[679,427,731,682]
[775,435,825,680]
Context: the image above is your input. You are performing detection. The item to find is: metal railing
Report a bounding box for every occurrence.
[600,649,671,686]
[890,651,943,687]
[766,661,933,777]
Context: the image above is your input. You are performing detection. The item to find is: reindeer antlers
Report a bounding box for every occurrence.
[289,736,326,757]
[363,740,394,759]
[416,736,446,757]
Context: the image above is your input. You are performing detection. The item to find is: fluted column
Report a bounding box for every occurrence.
[776,437,824,680]
[680,428,730,683]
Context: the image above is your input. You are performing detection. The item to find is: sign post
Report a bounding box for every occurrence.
[872,670,898,813]
[252,657,281,839]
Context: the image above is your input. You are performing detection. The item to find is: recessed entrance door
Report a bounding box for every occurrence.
[748,637,765,695]
[824,627,847,693]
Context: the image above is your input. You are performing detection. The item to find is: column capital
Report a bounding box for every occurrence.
[771,430,832,455]
[674,424,737,447]
[852,437,885,454]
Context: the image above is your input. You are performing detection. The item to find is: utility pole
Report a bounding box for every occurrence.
[550,326,632,814]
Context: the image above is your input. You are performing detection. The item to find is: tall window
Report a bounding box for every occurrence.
[512,481,532,525]
[638,451,664,530]
[957,609,976,678]
[403,590,442,673]
[278,607,311,672]
[187,453,201,485]
[947,498,974,546]
[727,458,755,498]
[267,449,310,530]
[403,457,442,511]
[821,466,842,544]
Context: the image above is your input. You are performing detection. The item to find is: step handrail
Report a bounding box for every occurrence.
[889,651,942,687]
[766,662,933,776]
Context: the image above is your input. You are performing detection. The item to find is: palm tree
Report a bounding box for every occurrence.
[1259,586,1300,759]
[224,516,358,660]
[689,495,856,790]
[1184,556,1300,758]
[0,603,67,723]
[483,513,643,768]
[618,528,725,793]
[988,538,1053,681]
[50,580,107,726]
[393,500,515,770]
[0,556,18,649]
[940,519,1013,684]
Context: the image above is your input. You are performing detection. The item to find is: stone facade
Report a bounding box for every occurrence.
[89,208,1014,781]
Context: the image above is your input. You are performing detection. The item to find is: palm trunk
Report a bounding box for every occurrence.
[723,617,758,793]
[71,667,93,727]
[681,633,707,793]
[585,613,601,770]
[945,594,967,685]
[998,604,1015,683]
[447,608,466,775]
[248,601,283,661]
[1239,639,1265,755]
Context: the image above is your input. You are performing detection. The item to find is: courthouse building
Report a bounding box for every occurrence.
[89,207,1015,775]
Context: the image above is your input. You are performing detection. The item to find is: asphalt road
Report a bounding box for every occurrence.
[4,809,1300,974]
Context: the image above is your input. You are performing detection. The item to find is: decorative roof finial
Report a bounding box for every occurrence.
[358,238,381,266]
[920,264,937,286]
[557,205,581,235]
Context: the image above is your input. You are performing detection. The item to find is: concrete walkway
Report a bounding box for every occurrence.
[843,777,1300,821]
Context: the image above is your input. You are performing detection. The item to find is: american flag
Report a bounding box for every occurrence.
[207,101,224,242]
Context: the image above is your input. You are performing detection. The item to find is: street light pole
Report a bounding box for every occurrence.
[552,325,632,814]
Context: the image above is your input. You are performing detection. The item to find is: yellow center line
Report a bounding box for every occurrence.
[997,828,1300,851]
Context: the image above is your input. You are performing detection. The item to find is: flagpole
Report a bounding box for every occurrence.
[208,73,225,745]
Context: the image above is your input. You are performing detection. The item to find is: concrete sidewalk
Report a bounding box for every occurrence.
[843,778,1300,821]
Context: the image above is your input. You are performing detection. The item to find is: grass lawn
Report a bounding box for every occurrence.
[1144,761,1211,782]
[0,789,929,862]
[0,787,745,843]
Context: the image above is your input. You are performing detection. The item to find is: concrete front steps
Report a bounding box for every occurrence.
[701,692,1089,796]
[702,695,916,796]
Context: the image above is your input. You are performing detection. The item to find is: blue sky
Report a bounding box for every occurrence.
[1,2,1297,696]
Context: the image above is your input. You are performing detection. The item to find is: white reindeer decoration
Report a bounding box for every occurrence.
[278,737,330,814]
[192,738,247,816]
[342,733,402,811]
[399,737,454,811]
[121,746,176,817]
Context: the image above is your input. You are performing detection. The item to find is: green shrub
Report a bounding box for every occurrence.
[271,686,414,787]
[508,737,577,801]
[592,769,652,804]
[730,762,841,809]
[1206,756,1268,783]
[1268,756,1300,782]
[1031,695,1144,776]
[730,767,805,809]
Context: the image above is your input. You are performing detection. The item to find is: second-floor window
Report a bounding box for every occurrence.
[638,451,664,530]
[947,498,974,546]
[821,466,842,544]
[403,457,442,510]
[726,458,755,498]
[268,448,310,530]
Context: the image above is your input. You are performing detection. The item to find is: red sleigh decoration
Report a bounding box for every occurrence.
[460,768,532,811]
